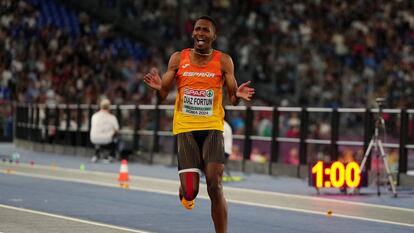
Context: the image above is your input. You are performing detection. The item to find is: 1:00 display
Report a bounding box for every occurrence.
[311,161,361,188]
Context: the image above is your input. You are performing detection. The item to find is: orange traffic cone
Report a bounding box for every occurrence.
[118,159,129,187]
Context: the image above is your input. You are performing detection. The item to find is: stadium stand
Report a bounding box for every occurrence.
[1,0,414,108]
[2,0,414,182]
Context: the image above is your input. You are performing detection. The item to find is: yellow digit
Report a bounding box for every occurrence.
[345,162,361,188]
[311,161,323,188]
[330,162,345,188]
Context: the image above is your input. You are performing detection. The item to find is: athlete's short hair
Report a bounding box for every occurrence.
[195,15,217,32]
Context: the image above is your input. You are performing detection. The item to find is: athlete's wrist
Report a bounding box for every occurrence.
[234,93,241,105]
[157,89,167,102]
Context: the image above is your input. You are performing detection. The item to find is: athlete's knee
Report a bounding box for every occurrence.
[207,179,223,199]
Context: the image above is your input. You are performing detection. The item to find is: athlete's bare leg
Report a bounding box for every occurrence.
[205,162,227,233]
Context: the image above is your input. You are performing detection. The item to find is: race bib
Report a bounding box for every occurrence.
[182,88,214,116]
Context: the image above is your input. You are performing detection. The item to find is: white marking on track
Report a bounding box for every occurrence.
[4,165,414,228]
[0,204,156,233]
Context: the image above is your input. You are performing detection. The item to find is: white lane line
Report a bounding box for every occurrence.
[228,199,414,228]
[136,175,414,212]
[5,170,414,228]
[224,186,414,212]
[10,163,414,213]
[0,204,156,233]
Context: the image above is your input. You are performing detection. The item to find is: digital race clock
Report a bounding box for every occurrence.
[309,161,367,188]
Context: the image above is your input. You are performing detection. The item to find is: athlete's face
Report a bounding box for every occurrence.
[192,19,216,52]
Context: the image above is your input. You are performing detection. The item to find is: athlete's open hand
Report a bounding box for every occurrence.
[236,81,255,101]
[144,68,162,91]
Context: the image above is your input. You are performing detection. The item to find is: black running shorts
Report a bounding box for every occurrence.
[176,130,225,174]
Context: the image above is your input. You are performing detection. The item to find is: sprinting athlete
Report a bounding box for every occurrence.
[144,15,254,233]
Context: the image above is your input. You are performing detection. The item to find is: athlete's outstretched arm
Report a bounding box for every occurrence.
[221,53,255,105]
[144,52,180,101]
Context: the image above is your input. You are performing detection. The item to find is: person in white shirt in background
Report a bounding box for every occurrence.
[90,99,119,163]
[223,120,233,177]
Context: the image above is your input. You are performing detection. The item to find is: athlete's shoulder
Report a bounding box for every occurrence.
[219,51,233,68]
[170,49,191,62]
[219,51,232,61]
[168,51,181,67]
[170,51,181,60]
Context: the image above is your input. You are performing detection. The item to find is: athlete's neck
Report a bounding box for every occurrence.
[191,48,213,56]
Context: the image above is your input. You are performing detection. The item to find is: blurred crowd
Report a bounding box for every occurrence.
[108,0,414,109]
[93,0,413,166]
[0,0,162,107]
[1,0,414,108]
[1,0,413,162]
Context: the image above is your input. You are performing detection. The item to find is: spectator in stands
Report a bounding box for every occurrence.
[286,113,300,138]
[286,147,299,165]
[90,99,119,163]
[387,148,399,173]
[4,0,414,111]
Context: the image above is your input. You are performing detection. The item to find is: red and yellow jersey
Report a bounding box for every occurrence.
[173,48,224,134]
